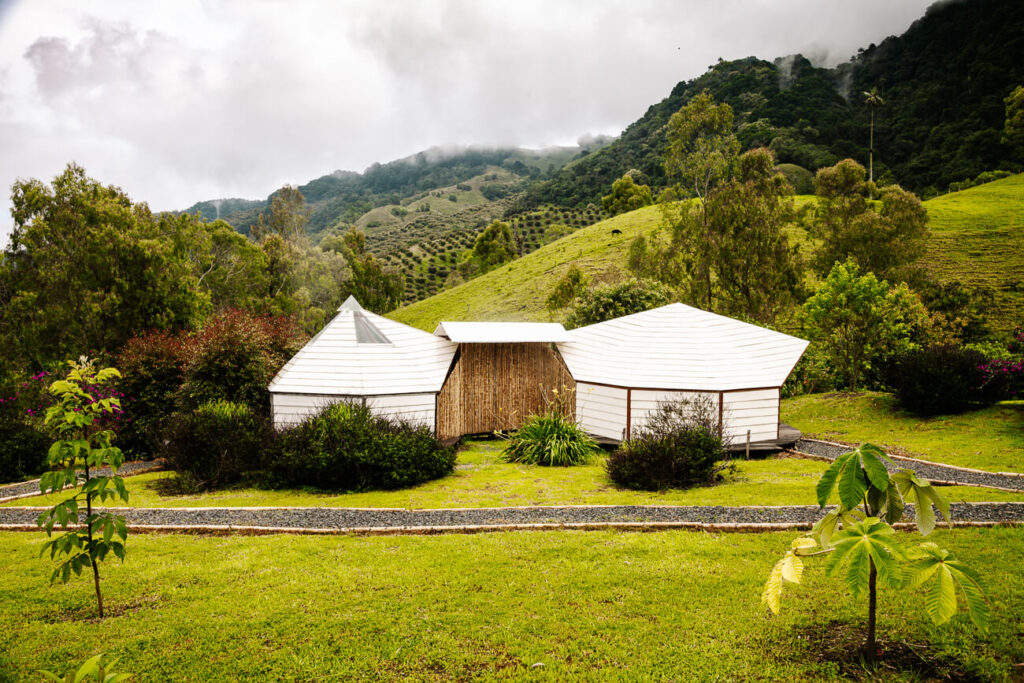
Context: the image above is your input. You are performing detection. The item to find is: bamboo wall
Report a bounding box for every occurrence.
[436,343,576,440]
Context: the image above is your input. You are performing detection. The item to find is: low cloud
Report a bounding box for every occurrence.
[0,0,934,244]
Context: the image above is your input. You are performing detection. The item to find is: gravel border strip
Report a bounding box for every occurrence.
[794,439,1024,492]
[1,519,1021,537]
[0,460,165,504]
[2,502,1022,534]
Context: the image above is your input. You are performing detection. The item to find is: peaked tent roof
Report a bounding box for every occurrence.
[434,321,571,343]
[556,303,808,392]
[269,298,457,395]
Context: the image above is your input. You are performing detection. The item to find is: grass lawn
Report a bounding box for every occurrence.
[783,392,1024,473]
[6,441,1022,510]
[1,527,1021,681]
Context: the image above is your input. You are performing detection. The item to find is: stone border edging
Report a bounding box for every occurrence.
[0,460,165,505]
[800,437,1024,478]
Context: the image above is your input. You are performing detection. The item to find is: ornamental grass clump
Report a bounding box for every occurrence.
[500,412,598,467]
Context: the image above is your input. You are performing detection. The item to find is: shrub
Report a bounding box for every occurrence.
[886,345,998,415]
[500,408,598,467]
[0,421,49,482]
[272,401,455,491]
[178,310,305,415]
[161,400,270,490]
[116,330,185,459]
[566,278,672,328]
[606,396,733,491]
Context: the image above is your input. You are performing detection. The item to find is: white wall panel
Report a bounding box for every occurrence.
[575,382,628,440]
[723,389,779,443]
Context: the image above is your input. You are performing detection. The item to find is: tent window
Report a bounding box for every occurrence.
[354,311,391,344]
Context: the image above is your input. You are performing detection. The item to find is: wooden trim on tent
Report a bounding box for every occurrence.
[777,387,782,440]
[574,380,781,394]
[718,392,724,437]
[625,388,632,441]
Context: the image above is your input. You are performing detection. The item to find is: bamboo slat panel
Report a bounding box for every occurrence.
[436,343,575,439]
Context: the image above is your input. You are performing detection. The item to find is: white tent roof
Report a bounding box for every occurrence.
[556,303,808,391]
[434,321,571,343]
[269,297,457,395]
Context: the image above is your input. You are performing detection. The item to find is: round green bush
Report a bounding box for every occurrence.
[271,402,455,491]
[500,411,598,466]
[0,421,49,483]
[161,400,270,490]
[606,398,732,491]
[886,345,997,415]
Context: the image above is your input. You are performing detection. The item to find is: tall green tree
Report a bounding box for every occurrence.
[545,264,589,314]
[252,185,310,242]
[601,172,653,216]
[458,220,517,279]
[862,88,885,182]
[1,164,206,368]
[339,227,404,313]
[810,159,928,281]
[662,93,740,309]
[700,148,804,325]
[801,260,926,391]
[1005,84,1024,158]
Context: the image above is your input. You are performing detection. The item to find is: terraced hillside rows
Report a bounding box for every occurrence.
[372,200,608,304]
[389,174,1024,332]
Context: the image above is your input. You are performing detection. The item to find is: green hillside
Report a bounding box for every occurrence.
[390,174,1024,333]
[389,205,662,330]
[921,173,1024,331]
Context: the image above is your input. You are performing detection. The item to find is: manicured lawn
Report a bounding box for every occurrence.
[1,527,1021,680]
[783,392,1024,473]
[6,440,1022,510]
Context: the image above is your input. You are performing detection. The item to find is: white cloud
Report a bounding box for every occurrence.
[0,0,934,244]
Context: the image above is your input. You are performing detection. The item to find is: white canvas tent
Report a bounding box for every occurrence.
[268,297,456,429]
[556,303,808,444]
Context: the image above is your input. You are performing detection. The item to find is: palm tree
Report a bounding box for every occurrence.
[863,88,885,183]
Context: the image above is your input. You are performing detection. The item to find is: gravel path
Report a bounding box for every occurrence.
[1,502,1022,535]
[793,439,1024,492]
[0,460,165,503]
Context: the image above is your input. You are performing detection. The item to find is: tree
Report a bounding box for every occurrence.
[1,164,206,368]
[810,159,928,281]
[458,220,517,278]
[601,172,653,216]
[862,88,885,182]
[763,443,988,666]
[1005,85,1024,158]
[662,93,741,310]
[700,148,804,325]
[36,360,130,619]
[546,265,589,314]
[252,185,310,242]
[801,260,926,391]
[565,279,672,329]
[339,227,405,313]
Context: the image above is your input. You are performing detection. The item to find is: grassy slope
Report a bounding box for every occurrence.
[920,174,1024,332]
[2,528,1021,680]
[389,205,663,330]
[389,175,1024,332]
[783,392,1024,472]
[7,441,1021,510]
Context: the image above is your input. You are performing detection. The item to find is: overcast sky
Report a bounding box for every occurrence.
[0,0,937,243]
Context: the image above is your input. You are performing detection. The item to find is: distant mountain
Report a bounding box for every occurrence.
[181,141,613,240]
[526,0,1024,207]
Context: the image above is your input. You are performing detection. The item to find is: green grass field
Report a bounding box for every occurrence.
[6,440,1021,511]
[388,174,1024,333]
[1,528,1021,680]
[783,393,1024,473]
